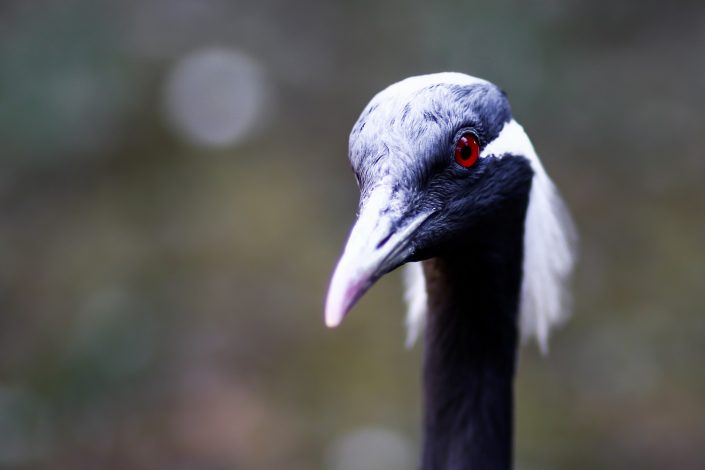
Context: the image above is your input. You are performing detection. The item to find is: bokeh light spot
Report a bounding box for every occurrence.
[325,427,415,470]
[163,48,267,148]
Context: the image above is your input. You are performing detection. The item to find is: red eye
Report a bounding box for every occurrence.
[454,132,480,168]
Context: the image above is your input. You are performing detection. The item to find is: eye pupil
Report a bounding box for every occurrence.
[454,132,480,168]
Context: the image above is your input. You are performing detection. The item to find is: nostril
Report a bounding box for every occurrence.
[376,231,394,249]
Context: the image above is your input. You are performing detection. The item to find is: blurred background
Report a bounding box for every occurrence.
[1,0,704,468]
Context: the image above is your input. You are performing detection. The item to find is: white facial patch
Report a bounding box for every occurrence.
[404,119,577,352]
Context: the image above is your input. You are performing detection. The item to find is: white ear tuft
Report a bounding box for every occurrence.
[403,262,427,348]
[519,163,577,353]
[497,121,577,353]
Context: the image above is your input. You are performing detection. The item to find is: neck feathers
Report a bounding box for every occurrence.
[420,189,529,470]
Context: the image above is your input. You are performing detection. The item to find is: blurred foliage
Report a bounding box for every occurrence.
[1,0,704,468]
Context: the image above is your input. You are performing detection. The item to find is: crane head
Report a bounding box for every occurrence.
[325,73,576,350]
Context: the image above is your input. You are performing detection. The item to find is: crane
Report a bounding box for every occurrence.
[325,73,577,469]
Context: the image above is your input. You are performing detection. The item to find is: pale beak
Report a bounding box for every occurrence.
[324,188,432,328]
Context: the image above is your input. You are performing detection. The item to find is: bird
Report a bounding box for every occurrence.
[324,72,577,469]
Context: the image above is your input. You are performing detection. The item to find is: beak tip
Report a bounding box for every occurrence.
[324,289,349,328]
[324,314,342,329]
[324,258,362,329]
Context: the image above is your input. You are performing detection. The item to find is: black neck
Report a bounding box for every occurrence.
[420,204,527,470]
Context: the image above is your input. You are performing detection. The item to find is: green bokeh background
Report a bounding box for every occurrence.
[1,0,704,468]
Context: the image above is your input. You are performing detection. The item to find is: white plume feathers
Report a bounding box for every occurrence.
[403,262,428,348]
